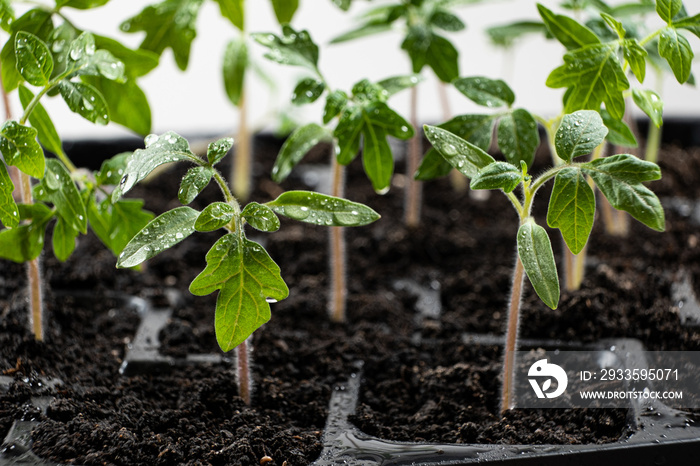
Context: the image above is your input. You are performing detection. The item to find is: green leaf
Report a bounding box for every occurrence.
[1,9,53,92]
[364,102,414,140]
[117,206,199,268]
[52,216,78,262]
[537,3,601,50]
[223,37,247,107]
[601,12,625,38]
[207,137,234,166]
[178,166,213,204]
[0,1,14,32]
[401,27,459,82]
[272,123,329,182]
[438,114,497,152]
[547,43,629,120]
[270,0,298,24]
[120,0,204,71]
[58,80,109,125]
[470,161,522,193]
[66,33,125,82]
[497,108,539,168]
[323,89,348,124]
[430,9,465,32]
[93,34,159,78]
[582,155,665,231]
[213,0,244,30]
[190,234,288,351]
[329,21,394,44]
[267,190,380,226]
[242,202,280,232]
[632,88,663,127]
[81,77,151,135]
[18,85,62,156]
[453,76,515,108]
[35,159,87,233]
[554,110,608,162]
[622,38,647,83]
[55,0,110,9]
[351,79,383,102]
[518,221,560,309]
[0,202,53,262]
[376,75,422,97]
[88,197,154,256]
[656,0,682,23]
[658,27,693,83]
[361,123,393,193]
[423,125,495,179]
[414,148,453,181]
[673,13,700,38]
[0,162,19,228]
[291,77,325,104]
[600,109,637,147]
[486,21,546,47]
[95,152,129,186]
[113,132,196,200]
[334,106,364,165]
[14,31,53,86]
[0,121,44,178]
[252,26,319,72]
[194,202,235,232]
[546,167,595,254]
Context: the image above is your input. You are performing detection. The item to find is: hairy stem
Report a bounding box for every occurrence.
[232,85,252,202]
[501,253,525,413]
[645,121,662,164]
[236,338,253,405]
[404,85,422,228]
[329,155,347,323]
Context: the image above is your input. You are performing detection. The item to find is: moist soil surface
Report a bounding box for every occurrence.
[1,135,700,465]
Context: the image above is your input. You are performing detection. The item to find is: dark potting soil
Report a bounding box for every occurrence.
[1,135,700,465]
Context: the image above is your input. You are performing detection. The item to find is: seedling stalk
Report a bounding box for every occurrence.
[501,254,525,412]
[405,86,422,228]
[237,338,253,405]
[232,86,252,202]
[329,154,347,322]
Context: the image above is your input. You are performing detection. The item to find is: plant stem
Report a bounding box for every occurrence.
[501,252,525,413]
[232,85,252,202]
[645,119,662,164]
[404,85,422,228]
[236,338,252,405]
[329,154,347,323]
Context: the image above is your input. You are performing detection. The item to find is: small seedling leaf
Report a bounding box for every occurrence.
[546,167,595,254]
[18,86,63,157]
[658,27,693,83]
[120,0,204,71]
[601,12,626,38]
[0,121,44,178]
[632,89,664,128]
[517,220,560,310]
[0,203,52,262]
[414,148,453,181]
[14,31,53,86]
[195,202,235,232]
[622,38,647,83]
[1,9,53,92]
[334,107,363,165]
[292,77,325,105]
[95,152,129,186]
[537,4,601,50]
[364,102,414,140]
[252,26,319,71]
[423,125,495,179]
[554,110,608,162]
[267,190,380,226]
[117,206,199,268]
[453,76,515,108]
[673,13,700,38]
[329,21,394,44]
[438,114,497,152]
[213,0,244,30]
[207,137,234,166]
[430,9,465,32]
[52,216,78,262]
[58,80,109,125]
[178,166,213,205]
[88,197,154,256]
[600,109,637,147]
[222,37,247,107]
[242,202,280,232]
[401,26,459,82]
[81,77,151,135]
[376,74,422,97]
[470,161,522,193]
[272,123,329,182]
[656,0,683,23]
[486,21,546,47]
[0,162,19,228]
[362,123,393,193]
[190,233,288,351]
[92,34,160,79]
[497,108,539,168]
[113,132,195,200]
[582,155,665,231]
[270,0,299,24]
[36,159,87,234]
[547,43,629,120]
[55,0,110,9]
[323,89,348,124]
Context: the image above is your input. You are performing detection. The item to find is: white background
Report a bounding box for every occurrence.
[10,0,700,140]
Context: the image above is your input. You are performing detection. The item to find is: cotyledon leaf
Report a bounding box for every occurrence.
[267,191,380,227]
[241,202,280,232]
[517,220,560,310]
[0,162,18,228]
[189,233,289,351]
[546,167,595,255]
[117,206,199,268]
[554,110,608,162]
[195,202,235,232]
[423,125,495,179]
